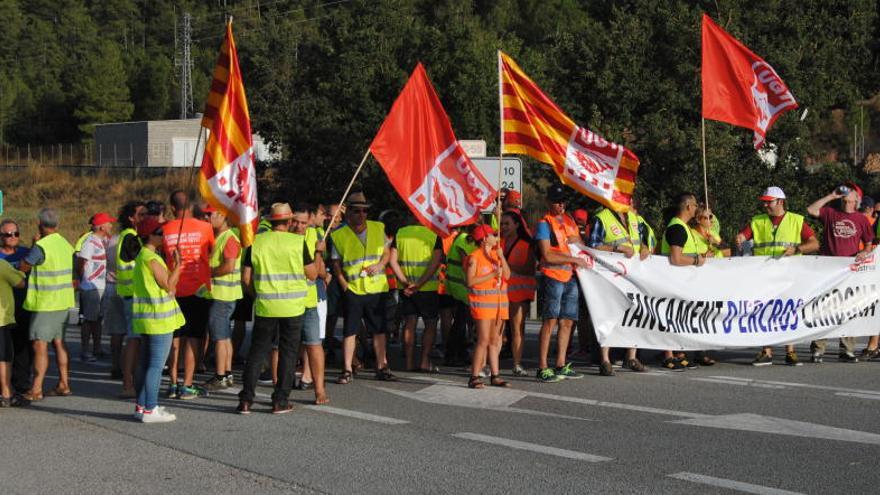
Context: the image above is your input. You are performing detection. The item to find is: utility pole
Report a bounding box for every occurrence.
[175,12,194,120]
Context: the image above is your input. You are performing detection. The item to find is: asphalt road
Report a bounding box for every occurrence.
[3,321,880,495]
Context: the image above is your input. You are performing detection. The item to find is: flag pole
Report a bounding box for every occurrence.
[175,123,207,249]
[322,147,372,242]
[701,117,709,210]
[496,50,504,226]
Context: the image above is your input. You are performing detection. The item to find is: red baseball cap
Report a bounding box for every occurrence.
[573,209,588,224]
[201,204,218,214]
[90,212,116,226]
[471,224,497,243]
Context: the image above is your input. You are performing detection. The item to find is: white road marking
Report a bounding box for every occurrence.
[707,376,880,397]
[452,432,612,462]
[374,384,594,421]
[690,377,786,389]
[668,472,805,495]
[671,413,880,446]
[303,405,409,425]
[526,391,709,419]
[836,392,880,401]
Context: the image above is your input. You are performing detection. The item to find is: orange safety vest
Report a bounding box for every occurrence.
[437,231,458,296]
[467,248,509,321]
[540,213,579,283]
[504,238,536,303]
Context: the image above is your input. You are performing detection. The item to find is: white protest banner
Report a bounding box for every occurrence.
[572,244,880,350]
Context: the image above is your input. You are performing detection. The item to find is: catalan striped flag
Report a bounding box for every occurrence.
[198,21,259,246]
[500,51,640,212]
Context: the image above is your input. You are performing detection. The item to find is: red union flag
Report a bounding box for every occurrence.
[500,51,639,212]
[701,13,798,149]
[370,64,496,236]
[198,21,259,246]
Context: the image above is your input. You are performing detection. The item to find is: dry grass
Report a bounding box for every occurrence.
[1,165,193,242]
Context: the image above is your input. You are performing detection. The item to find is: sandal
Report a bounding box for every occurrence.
[336,370,353,385]
[375,368,398,382]
[23,390,43,402]
[46,387,73,397]
[467,376,484,389]
[490,375,511,388]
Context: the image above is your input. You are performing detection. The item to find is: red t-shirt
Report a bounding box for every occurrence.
[739,214,815,241]
[162,218,215,297]
[818,207,874,257]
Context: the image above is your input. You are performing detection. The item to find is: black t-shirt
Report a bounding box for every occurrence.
[663,224,688,249]
[119,231,142,263]
[242,239,313,268]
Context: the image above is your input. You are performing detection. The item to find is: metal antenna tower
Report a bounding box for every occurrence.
[176,12,194,119]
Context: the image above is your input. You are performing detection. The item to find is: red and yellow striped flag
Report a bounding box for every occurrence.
[198,21,259,246]
[500,51,639,212]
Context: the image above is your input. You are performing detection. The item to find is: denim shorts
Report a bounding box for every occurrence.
[302,307,321,345]
[541,276,579,321]
[208,299,236,341]
[123,297,138,340]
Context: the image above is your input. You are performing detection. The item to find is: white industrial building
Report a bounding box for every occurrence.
[93,118,279,167]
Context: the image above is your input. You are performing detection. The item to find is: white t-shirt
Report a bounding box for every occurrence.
[78,233,108,291]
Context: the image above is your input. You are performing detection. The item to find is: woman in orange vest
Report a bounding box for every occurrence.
[466,225,511,389]
[499,211,535,377]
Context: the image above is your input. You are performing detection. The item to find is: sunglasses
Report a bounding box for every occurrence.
[1,232,20,238]
[152,229,164,236]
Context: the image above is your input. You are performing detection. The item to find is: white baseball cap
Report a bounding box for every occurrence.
[759,186,786,201]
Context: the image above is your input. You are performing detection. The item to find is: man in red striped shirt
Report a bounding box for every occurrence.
[76,212,115,362]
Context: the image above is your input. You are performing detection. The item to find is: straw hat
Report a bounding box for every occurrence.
[268,202,294,220]
[346,192,372,208]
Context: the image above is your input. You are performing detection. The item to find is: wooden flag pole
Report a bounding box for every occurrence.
[701,117,710,210]
[322,148,372,242]
[496,50,505,227]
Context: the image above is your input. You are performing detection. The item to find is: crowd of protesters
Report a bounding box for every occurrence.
[0,181,877,420]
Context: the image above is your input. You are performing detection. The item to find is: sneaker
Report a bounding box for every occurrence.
[839,352,859,363]
[141,406,176,423]
[555,362,584,379]
[599,361,615,376]
[0,397,10,408]
[624,358,646,372]
[810,352,823,364]
[679,357,698,370]
[859,348,880,361]
[752,352,773,367]
[784,352,803,366]
[178,385,205,400]
[236,400,252,415]
[165,383,180,399]
[512,364,528,377]
[203,375,228,391]
[134,405,144,420]
[272,403,295,415]
[257,370,274,386]
[536,367,563,383]
[223,373,235,387]
[660,357,685,372]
